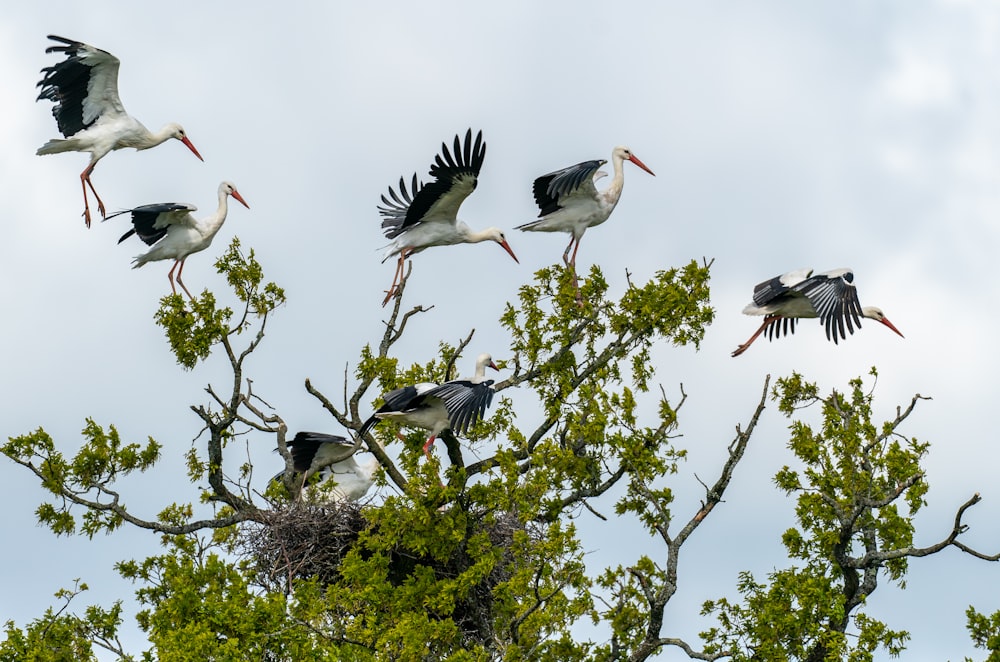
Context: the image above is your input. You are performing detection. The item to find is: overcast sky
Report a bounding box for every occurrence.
[3,1,1000,658]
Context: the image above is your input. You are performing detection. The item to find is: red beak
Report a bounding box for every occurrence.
[628,154,655,176]
[231,189,251,209]
[489,361,499,371]
[499,238,519,264]
[181,136,204,162]
[880,317,904,338]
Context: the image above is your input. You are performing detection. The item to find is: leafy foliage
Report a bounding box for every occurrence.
[966,607,1000,662]
[0,581,130,662]
[699,370,985,662]
[4,247,997,661]
[2,421,160,538]
[154,238,285,369]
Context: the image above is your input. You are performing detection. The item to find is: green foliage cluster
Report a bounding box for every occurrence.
[0,582,126,662]
[700,370,964,661]
[967,607,1000,662]
[154,238,285,369]
[4,242,998,661]
[3,421,160,538]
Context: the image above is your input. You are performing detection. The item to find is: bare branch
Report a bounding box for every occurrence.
[848,493,1000,566]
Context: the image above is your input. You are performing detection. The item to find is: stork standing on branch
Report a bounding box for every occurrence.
[107,181,249,298]
[360,353,499,460]
[517,145,654,299]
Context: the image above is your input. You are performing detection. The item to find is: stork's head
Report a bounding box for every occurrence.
[166,122,204,161]
[612,146,655,176]
[475,353,500,375]
[221,181,250,209]
[485,228,519,264]
[862,306,905,338]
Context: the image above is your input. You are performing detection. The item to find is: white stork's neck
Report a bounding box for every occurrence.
[600,151,627,208]
[127,123,178,151]
[144,125,177,149]
[200,184,233,235]
[470,353,495,383]
[459,224,502,245]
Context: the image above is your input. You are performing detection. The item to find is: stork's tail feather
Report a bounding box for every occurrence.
[36,139,74,156]
[380,242,401,263]
[514,219,543,231]
[359,415,379,440]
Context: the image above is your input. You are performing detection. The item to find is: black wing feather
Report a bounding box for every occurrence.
[107,203,191,246]
[751,269,814,308]
[377,129,485,236]
[378,175,422,239]
[531,159,605,217]
[287,431,352,473]
[424,379,495,436]
[359,384,424,437]
[794,271,863,343]
[765,316,799,341]
[36,36,95,137]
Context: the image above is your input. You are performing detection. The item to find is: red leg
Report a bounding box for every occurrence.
[77,162,106,228]
[167,260,181,295]
[175,259,195,299]
[382,250,409,307]
[561,235,576,266]
[79,165,94,228]
[567,235,583,304]
[422,435,436,460]
[732,316,780,357]
[569,234,582,267]
[85,175,105,220]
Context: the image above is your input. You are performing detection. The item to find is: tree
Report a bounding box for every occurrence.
[966,607,1000,662]
[3,241,997,660]
[701,371,1000,661]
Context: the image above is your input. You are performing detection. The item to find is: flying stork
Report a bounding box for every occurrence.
[35,35,204,227]
[359,353,499,459]
[107,181,249,298]
[516,146,655,298]
[732,268,904,357]
[377,129,519,306]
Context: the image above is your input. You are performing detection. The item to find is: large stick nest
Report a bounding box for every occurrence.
[240,501,534,647]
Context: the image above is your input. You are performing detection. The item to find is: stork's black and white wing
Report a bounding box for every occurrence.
[793,268,864,343]
[425,379,496,435]
[107,203,197,245]
[287,431,354,473]
[359,383,437,437]
[36,35,125,138]
[378,129,486,238]
[750,268,813,307]
[531,159,606,217]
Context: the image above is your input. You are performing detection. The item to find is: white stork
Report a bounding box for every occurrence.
[516,146,655,297]
[281,431,378,502]
[377,129,519,306]
[732,268,904,357]
[107,181,249,298]
[35,35,204,227]
[360,353,499,459]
